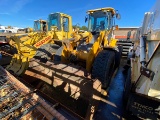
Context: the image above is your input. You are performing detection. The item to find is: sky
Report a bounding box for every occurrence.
[0,0,157,28]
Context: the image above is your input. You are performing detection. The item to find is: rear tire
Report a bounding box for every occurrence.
[34,43,60,62]
[92,50,115,89]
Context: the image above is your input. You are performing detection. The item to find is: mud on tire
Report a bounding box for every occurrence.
[92,50,115,89]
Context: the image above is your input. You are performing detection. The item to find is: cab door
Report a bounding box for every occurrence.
[62,17,69,39]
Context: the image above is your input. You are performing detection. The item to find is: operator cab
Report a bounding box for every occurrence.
[77,8,120,52]
[48,12,70,32]
[34,20,47,32]
[48,13,61,31]
[86,7,119,33]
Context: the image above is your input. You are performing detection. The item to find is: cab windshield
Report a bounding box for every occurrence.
[88,11,112,32]
[34,21,41,31]
[48,13,61,31]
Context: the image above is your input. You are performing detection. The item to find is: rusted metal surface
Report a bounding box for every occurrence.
[0,66,67,120]
[22,58,102,120]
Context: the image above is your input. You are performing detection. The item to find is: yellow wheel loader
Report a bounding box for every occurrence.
[0,19,46,67]
[53,7,122,89]
[6,12,73,75]
[16,7,122,120]
[16,19,46,34]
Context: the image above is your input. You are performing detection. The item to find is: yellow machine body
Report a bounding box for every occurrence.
[60,7,118,72]
[6,12,73,75]
[49,12,73,40]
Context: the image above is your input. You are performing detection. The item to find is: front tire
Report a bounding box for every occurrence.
[92,50,115,89]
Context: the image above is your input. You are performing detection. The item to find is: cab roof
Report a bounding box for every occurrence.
[87,7,116,15]
[34,19,46,23]
[49,12,71,17]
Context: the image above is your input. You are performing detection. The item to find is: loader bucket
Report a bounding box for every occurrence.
[6,54,29,76]
[22,58,102,120]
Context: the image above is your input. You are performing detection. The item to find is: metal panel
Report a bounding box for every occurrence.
[127,93,160,120]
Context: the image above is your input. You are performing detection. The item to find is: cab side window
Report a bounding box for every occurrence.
[63,17,69,32]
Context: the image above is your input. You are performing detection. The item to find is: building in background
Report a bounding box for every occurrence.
[114,27,138,41]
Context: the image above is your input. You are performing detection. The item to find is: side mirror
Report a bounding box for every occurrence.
[85,16,88,23]
[116,13,121,20]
